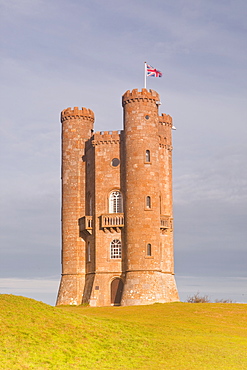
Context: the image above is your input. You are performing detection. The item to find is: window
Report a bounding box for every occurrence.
[88,195,92,216]
[147,243,152,256]
[111,158,120,167]
[109,191,123,213]
[87,242,91,262]
[110,239,122,259]
[145,150,150,162]
[146,196,151,209]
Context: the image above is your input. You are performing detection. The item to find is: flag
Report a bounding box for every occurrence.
[146,64,162,77]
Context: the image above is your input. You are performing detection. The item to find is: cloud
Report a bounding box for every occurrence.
[174,146,247,205]
[1,276,246,306]
[176,275,247,303]
[0,277,60,305]
[0,277,58,293]
[1,0,45,18]
[0,0,246,305]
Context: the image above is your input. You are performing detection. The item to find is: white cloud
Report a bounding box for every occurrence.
[0,277,59,293]
[0,277,60,305]
[174,147,247,205]
[1,276,246,306]
[0,0,246,304]
[176,275,247,303]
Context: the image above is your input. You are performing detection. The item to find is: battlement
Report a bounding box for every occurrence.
[159,135,173,151]
[61,107,95,123]
[93,130,122,137]
[91,130,122,146]
[159,113,173,127]
[122,88,160,106]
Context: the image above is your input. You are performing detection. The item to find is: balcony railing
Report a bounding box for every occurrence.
[79,214,172,235]
[160,215,173,230]
[160,215,169,228]
[101,213,124,233]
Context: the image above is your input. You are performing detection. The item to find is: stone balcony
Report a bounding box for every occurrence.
[160,215,173,232]
[79,216,93,235]
[79,214,172,236]
[100,213,124,233]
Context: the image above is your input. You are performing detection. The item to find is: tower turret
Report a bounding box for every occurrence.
[158,113,175,275]
[56,107,94,305]
[121,88,178,305]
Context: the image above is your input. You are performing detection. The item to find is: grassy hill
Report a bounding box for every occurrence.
[0,295,246,369]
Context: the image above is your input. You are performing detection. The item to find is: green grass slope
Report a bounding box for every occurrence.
[0,295,246,370]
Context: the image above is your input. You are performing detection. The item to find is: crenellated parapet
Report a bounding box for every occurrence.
[61,107,95,123]
[159,113,173,127]
[122,88,160,106]
[91,130,122,146]
[159,135,173,151]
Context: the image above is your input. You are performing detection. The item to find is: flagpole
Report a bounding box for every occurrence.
[144,61,147,89]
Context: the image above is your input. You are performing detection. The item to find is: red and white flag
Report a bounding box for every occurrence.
[146,63,162,77]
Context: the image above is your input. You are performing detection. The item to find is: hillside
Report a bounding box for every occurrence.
[0,294,246,369]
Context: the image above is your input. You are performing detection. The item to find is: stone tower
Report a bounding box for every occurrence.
[56,88,179,306]
[56,107,94,305]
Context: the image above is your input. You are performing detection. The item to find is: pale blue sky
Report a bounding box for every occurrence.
[0,0,246,305]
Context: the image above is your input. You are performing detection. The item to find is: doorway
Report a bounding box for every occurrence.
[111,278,124,306]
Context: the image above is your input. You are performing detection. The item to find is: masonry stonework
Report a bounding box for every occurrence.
[56,88,179,306]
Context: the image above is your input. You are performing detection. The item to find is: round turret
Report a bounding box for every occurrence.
[61,107,94,123]
[121,88,164,305]
[56,106,94,306]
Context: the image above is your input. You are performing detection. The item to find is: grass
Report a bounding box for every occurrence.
[0,295,246,369]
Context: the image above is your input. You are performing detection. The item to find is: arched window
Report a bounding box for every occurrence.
[110,239,122,259]
[147,243,152,256]
[109,191,123,213]
[146,196,151,209]
[145,150,150,162]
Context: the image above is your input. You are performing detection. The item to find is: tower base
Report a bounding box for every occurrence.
[56,274,85,305]
[121,271,179,306]
[82,273,124,307]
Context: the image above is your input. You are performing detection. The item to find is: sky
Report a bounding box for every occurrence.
[0,0,246,305]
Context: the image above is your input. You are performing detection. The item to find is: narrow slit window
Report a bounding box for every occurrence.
[88,195,92,216]
[147,243,152,256]
[146,196,151,209]
[87,242,91,262]
[145,150,150,162]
